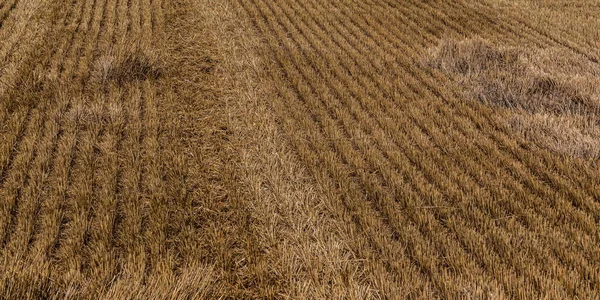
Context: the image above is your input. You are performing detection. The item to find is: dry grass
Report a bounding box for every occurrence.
[428,38,600,162]
[91,50,163,86]
[1,0,599,299]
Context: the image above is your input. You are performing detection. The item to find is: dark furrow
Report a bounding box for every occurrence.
[46,0,83,78]
[139,0,164,281]
[139,0,147,42]
[57,0,94,77]
[111,85,143,274]
[97,0,124,252]
[149,0,155,36]
[154,0,164,35]
[139,85,158,282]
[130,0,141,40]
[125,0,132,37]
[133,0,155,282]
[46,110,80,262]
[25,116,68,254]
[82,88,124,282]
[61,0,98,79]
[140,83,177,282]
[0,104,45,249]
[0,110,31,186]
[135,82,147,283]
[75,0,109,83]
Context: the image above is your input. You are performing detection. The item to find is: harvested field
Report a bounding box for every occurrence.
[0,0,599,299]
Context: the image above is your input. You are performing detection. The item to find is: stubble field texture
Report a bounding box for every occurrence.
[0,0,599,298]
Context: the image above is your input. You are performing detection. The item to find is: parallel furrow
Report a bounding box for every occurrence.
[57,0,97,78]
[75,0,114,266]
[328,0,600,290]
[336,0,600,227]
[237,0,431,295]
[3,0,89,262]
[358,0,600,201]
[352,0,600,241]
[0,0,44,69]
[139,0,171,282]
[0,104,43,249]
[0,108,31,187]
[46,0,85,79]
[270,0,596,296]
[472,0,599,63]
[31,0,90,267]
[140,81,176,281]
[27,93,79,262]
[358,0,600,205]
[300,0,597,295]
[113,85,146,281]
[127,0,158,282]
[82,87,123,282]
[261,0,449,287]
[238,0,600,296]
[430,0,600,201]
[49,0,108,278]
[74,0,109,82]
[140,0,152,45]
[273,0,510,293]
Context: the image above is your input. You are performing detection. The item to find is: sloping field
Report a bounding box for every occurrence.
[0,0,599,298]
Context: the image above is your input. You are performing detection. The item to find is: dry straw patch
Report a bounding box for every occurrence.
[428,38,600,162]
[91,46,163,87]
